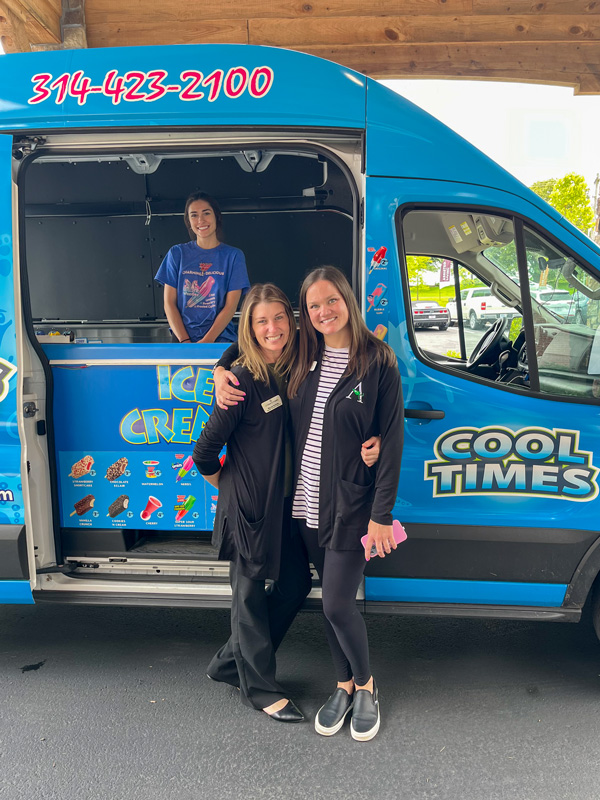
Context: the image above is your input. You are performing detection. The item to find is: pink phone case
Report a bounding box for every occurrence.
[361,520,407,559]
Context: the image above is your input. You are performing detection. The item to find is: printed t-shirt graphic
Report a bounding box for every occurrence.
[155,241,250,343]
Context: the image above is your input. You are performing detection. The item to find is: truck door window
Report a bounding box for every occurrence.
[401,209,524,385]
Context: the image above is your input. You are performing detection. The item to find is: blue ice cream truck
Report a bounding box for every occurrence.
[2,44,600,637]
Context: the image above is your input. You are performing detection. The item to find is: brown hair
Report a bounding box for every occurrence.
[288,266,396,397]
[235,284,297,384]
[183,192,223,240]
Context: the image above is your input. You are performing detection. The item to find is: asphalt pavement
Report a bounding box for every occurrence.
[1,602,600,800]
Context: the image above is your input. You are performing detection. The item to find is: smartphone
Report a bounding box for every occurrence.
[361,520,407,559]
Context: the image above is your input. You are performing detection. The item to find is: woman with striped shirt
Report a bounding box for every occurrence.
[287,267,403,741]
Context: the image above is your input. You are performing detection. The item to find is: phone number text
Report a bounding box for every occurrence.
[28,66,274,107]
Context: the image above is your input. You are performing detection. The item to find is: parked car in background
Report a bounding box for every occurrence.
[530,288,588,324]
[446,286,517,330]
[411,300,450,330]
[530,289,572,320]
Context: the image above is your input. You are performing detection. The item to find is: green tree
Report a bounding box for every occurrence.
[406,256,438,299]
[530,178,556,204]
[530,172,594,233]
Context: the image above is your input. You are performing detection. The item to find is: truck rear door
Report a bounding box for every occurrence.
[0,134,34,603]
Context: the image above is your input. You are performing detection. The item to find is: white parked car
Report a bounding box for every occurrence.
[446,286,517,330]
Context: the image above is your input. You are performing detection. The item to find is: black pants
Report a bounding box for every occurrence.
[298,521,371,686]
[207,502,312,710]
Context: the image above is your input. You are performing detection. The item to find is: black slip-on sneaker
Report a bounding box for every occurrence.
[315,687,354,736]
[350,682,380,742]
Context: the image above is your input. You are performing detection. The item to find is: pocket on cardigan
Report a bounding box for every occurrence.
[234,506,270,564]
[336,477,374,531]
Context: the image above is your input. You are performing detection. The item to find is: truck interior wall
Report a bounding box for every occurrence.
[22,153,354,327]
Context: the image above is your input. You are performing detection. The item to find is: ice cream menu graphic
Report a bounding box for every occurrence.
[50,352,224,532]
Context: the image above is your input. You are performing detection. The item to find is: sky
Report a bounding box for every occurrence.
[382,79,600,203]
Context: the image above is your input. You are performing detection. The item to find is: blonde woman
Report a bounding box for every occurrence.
[193,283,310,720]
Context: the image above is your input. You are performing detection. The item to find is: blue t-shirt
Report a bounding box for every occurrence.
[155,241,250,343]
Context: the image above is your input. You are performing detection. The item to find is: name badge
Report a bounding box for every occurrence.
[262,395,283,413]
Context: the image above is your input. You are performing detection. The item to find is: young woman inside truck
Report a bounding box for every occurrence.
[155,192,250,343]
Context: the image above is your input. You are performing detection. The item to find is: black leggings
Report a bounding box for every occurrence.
[298,521,371,686]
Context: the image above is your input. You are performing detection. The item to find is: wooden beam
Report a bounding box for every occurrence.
[0,0,31,51]
[1,0,61,46]
[250,15,600,46]
[84,0,472,26]
[473,0,600,13]
[87,20,249,48]
[298,42,600,93]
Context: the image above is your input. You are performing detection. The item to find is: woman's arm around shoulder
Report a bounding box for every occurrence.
[193,367,253,475]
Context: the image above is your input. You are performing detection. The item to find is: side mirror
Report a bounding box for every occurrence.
[562,259,600,300]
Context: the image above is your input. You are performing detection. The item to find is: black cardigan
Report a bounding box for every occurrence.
[192,364,287,580]
[289,343,403,549]
[215,341,404,550]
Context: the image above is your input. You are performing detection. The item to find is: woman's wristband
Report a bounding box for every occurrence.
[179,337,191,343]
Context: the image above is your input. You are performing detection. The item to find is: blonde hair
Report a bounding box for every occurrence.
[288,266,396,398]
[235,284,297,384]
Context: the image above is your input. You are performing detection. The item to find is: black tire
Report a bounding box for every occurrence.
[439,323,449,331]
[469,310,480,330]
[591,581,600,641]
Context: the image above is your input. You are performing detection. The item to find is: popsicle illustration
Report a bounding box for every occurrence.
[368,246,388,275]
[175,495,196,522]
[70,494,95,517]
[69,455,94,479]
[367,283,387,311]
[108,495,129,518]
[373,324,387,340]
[176,455,195,482]
[105,457,128,481]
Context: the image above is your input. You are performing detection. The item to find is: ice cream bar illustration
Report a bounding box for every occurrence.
[69,455,94,479]
[176,455,195,482]
[105,457,128,481]
[374,324,387,340]
[108,495,129,518]
[367,283,387,311]
[368,246,388,275]
[70,494,95,517]
[140,495,162,521]
[175,495,196,522]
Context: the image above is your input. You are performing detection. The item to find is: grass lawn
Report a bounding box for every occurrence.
[410,285,456,306]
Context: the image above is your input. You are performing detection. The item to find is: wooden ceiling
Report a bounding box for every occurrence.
[2,0,600,94]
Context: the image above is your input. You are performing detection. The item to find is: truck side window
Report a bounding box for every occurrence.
[509,226,600,400]
[402,210,524,380]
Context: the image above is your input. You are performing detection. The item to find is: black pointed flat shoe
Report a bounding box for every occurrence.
[264,699,304,722]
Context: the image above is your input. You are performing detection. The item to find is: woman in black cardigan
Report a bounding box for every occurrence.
[194,282,381,722]
[193,283,308,721]
[288,267,403,741]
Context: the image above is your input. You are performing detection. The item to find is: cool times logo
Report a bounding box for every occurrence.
[425,426,598,501]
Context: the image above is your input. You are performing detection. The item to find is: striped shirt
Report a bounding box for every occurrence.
[292,345,349,529]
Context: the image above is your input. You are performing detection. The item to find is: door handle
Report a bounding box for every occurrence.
[404,408,445,420]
